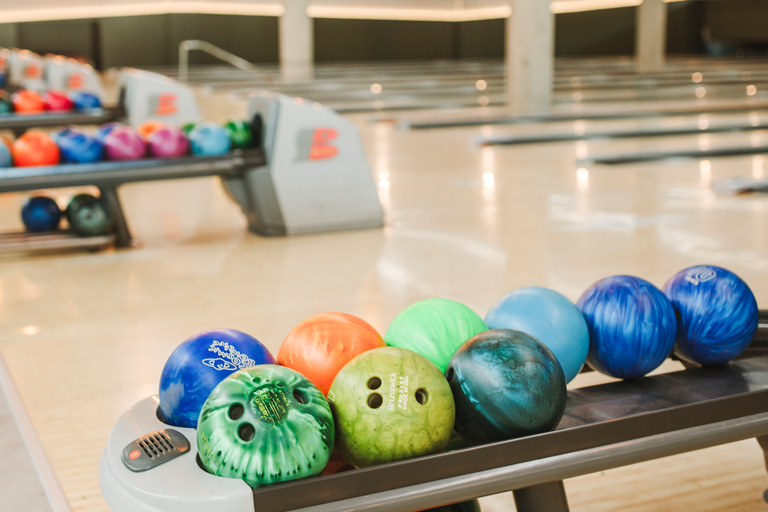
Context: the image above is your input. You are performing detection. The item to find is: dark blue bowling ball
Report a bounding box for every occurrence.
[577,275,677,379]
[445,328,567,445]
[663,265,758,365]
[21,196,61,232]
[53,128,103,164]
[159,328,276,428]
[188,122,231,156]
[70,91,101,110]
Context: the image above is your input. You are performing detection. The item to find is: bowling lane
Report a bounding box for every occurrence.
[0,87,767,512]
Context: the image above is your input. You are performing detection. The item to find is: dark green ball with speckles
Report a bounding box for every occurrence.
[328,346,455,468]
[196,364,334,488]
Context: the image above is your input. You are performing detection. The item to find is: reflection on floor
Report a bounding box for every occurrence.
[0,56,767,511]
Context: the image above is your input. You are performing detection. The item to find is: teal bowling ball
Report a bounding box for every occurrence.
[189,122,231,156]
[65,193,112,236]
[196,365,334,488]
[446,329,567,445]
[159,328,276,428]
[0,140,11,167]
[485,286,589,383]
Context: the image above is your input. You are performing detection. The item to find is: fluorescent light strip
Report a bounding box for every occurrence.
[552,0,686,14]
[0,2,284,23]
[307,6,511,22]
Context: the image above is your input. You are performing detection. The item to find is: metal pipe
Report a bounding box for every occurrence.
[178,40,277,85]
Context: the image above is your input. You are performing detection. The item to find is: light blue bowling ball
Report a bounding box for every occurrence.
[188,122,231,156]
[158,328,276,428]
[485,286,589,383]
[0,141,11,167]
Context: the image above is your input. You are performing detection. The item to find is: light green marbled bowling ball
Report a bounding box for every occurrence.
[327,346,455,468]
[196,364,334,488]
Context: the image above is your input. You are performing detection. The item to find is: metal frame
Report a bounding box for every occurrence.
[178,40,278,85]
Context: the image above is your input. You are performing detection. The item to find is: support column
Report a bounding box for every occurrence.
[280,0,313,83]
[636,0,667,73]
[506,0,554,115]
[513,481,571,512]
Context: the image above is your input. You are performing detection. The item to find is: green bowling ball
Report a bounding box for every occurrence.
[181,122,198,135]
[197,365,334,488]
[327,346,455,468]
[384,298,487,372]
[0,91,14,114]
[65,194,112,236]
[223,120,253,149]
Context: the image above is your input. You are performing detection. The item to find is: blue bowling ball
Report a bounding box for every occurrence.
[188,122,231,156]
[663,265,758,365]
[485,286,589,383]
[21,196,61,232]
[70,91,101,110]
[577,275,677,379]
[53,128,103,164]
[159,328,276,428]
[0,141,11,167]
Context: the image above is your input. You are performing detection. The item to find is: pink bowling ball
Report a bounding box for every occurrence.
[147,125,189,158]
[103,126,146,161]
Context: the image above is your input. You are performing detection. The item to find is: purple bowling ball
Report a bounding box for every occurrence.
[103,126,145,161]
[147,125,189,158]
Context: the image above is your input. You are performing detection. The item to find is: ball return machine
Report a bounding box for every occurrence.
[100,313,768,512]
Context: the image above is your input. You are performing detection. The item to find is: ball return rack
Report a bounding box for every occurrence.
[101,313,768,512]
[0,82,384,253]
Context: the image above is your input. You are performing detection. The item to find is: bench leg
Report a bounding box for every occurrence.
[513,481,570,512]
[98,186,133,248]
[758,436,768,503]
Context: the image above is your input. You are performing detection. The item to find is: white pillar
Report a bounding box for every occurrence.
[280,0,313,83]
[636,0,667,73]
[506,0,554,115]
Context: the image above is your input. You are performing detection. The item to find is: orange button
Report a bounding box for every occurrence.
[128,449,141,460]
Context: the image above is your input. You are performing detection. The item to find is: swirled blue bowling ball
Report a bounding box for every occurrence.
[159,329,276,428]
[189,122,231,156]
[485,286,589,383]
[445,329,567,445]
[53,128,103,164]
[663,265,758,365]
[95,122,123,142]
[70,91,101,110]
[21,196,61,232]
[577,275,677,379]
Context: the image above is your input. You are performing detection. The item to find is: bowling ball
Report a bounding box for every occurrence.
[385,298,487,372]
[159,328,276,428]
[70,91,101,110]
[0,91,14,114]
[223,119,253,149]
[278,312,386,396]
[21,196,61,232]
[188,122,231,156]
[95,122,123,142]
[52,128,103,164]
[103,126,145,161]
[11,89,44,113]
[43,90,74,111]
[446,329,566,445]
[663,265,758,365]
[65,193,112,236]
[137,120,165,140]
[147,125,189,158]
[197,365,333,488]
[327,346,455,468]
[0,140,11,167]
[423,500,481,512]
[13,131,59,167]
[181,122,198,135]
[485,286,589,383]
[577,275,677,379]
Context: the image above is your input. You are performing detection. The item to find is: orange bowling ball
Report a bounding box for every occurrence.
[278,312,386,396]
[137,120,165,140]
[11,89,45,113]
[13,131,59,166]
